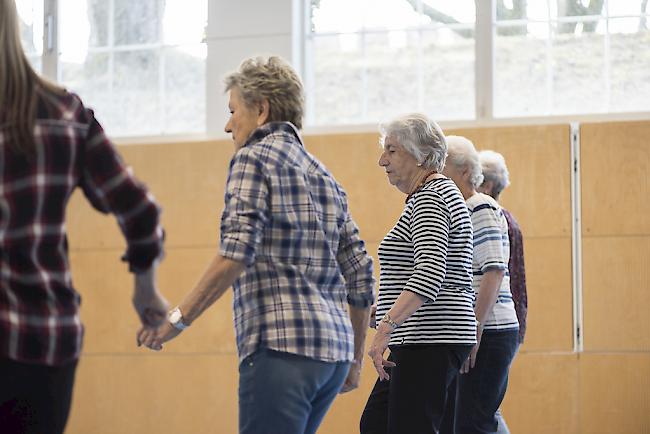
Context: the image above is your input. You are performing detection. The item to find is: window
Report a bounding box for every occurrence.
[58,0,207,136]
[494,0,650,117]
[16,0,44,73]
[17,0,207,137]
[306,0,476,126]
[307,0,650,124]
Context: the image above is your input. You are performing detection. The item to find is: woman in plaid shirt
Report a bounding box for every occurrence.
[139,56,375,434]
[0,1,168,433]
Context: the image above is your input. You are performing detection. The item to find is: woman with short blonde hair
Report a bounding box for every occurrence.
[139,55,375,434]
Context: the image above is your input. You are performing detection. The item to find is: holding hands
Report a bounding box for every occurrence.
[137,320,181,351]
[132,263,183,351]
[132,264,169,328]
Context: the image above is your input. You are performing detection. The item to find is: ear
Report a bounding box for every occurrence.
[461,166,473,182]
[480,179,494,193]
[256,99,270,126]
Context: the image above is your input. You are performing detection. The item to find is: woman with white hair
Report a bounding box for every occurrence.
[361,114,476,434]
[442,137,519,434]
[478,150,527,347]
[478,150,526,434]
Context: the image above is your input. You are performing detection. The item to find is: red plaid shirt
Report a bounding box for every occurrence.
[0,89,163,366]
[502,209,527,344]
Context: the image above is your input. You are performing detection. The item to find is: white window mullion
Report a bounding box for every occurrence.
[545,1,554,114]
[42,0,58,81]
[416,0,424,113]
[475,0,494,121]
[604,0,611,111]
[298,0,315,125]
[157,0,165,133]
[108,0,115,99]
[205,0,220,136]
[360,29,368,122]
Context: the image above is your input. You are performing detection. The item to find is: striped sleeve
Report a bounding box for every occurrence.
[403,191,450,302]
[471,203,507,272]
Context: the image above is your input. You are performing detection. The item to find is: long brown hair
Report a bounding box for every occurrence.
[0,0,64,155]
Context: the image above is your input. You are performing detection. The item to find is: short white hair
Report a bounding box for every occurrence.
[379,113,447,172]
[445,135,484,188]
[479,150,510,197]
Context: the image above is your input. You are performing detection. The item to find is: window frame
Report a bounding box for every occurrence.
[302,0,650,132]
[26,0,650,138]
[32,0,210,141]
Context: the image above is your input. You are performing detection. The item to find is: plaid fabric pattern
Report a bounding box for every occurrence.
[220,122,375,363]
[502,208,527,344]
[0,89,163,366]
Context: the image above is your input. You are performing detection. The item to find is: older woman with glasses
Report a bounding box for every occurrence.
[361,114,476,434]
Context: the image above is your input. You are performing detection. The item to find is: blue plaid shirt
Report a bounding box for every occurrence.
[220,122,375,363]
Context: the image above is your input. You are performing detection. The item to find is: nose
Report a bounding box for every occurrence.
[224,119,232,134]
[378,152,388,167]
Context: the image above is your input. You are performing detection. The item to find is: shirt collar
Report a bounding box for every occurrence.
[244,122,303,148]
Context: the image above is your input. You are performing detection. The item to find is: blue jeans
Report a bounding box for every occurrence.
[238,348,350,434]
[454,329,519,434]
[495,344,519,434]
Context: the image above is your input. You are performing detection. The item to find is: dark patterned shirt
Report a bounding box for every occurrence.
[0,89,163,366]
[502,208,527,343]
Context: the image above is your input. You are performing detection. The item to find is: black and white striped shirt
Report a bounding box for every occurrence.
[376,178,477,346]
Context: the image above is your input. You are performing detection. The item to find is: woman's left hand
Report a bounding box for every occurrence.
[460,326,483,374]
[367,324,397,381]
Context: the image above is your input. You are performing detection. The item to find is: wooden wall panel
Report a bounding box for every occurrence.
[448,125,572,238]
[582,237,650,351]
[66,354,240,434]
[305,133,405,244]
[61,121,650,434]
[579,354,650,434]
[67,140,233,250]
[581,121,650,236]
[322,350,581,434]
[319,353,381,433]
[500,353,579,434]
[70,248,237,355]
[521,238,574,352]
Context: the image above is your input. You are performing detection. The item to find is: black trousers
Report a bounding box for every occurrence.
[360,344,472,434]
[0,357,78,434]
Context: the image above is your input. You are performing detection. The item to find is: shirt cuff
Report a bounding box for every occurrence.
[220,235,256,266]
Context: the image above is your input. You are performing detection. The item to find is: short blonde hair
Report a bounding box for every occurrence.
[380,113,447,172]
[445,135,484,188]
[224,56,305,129]
[479,150,510,198]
